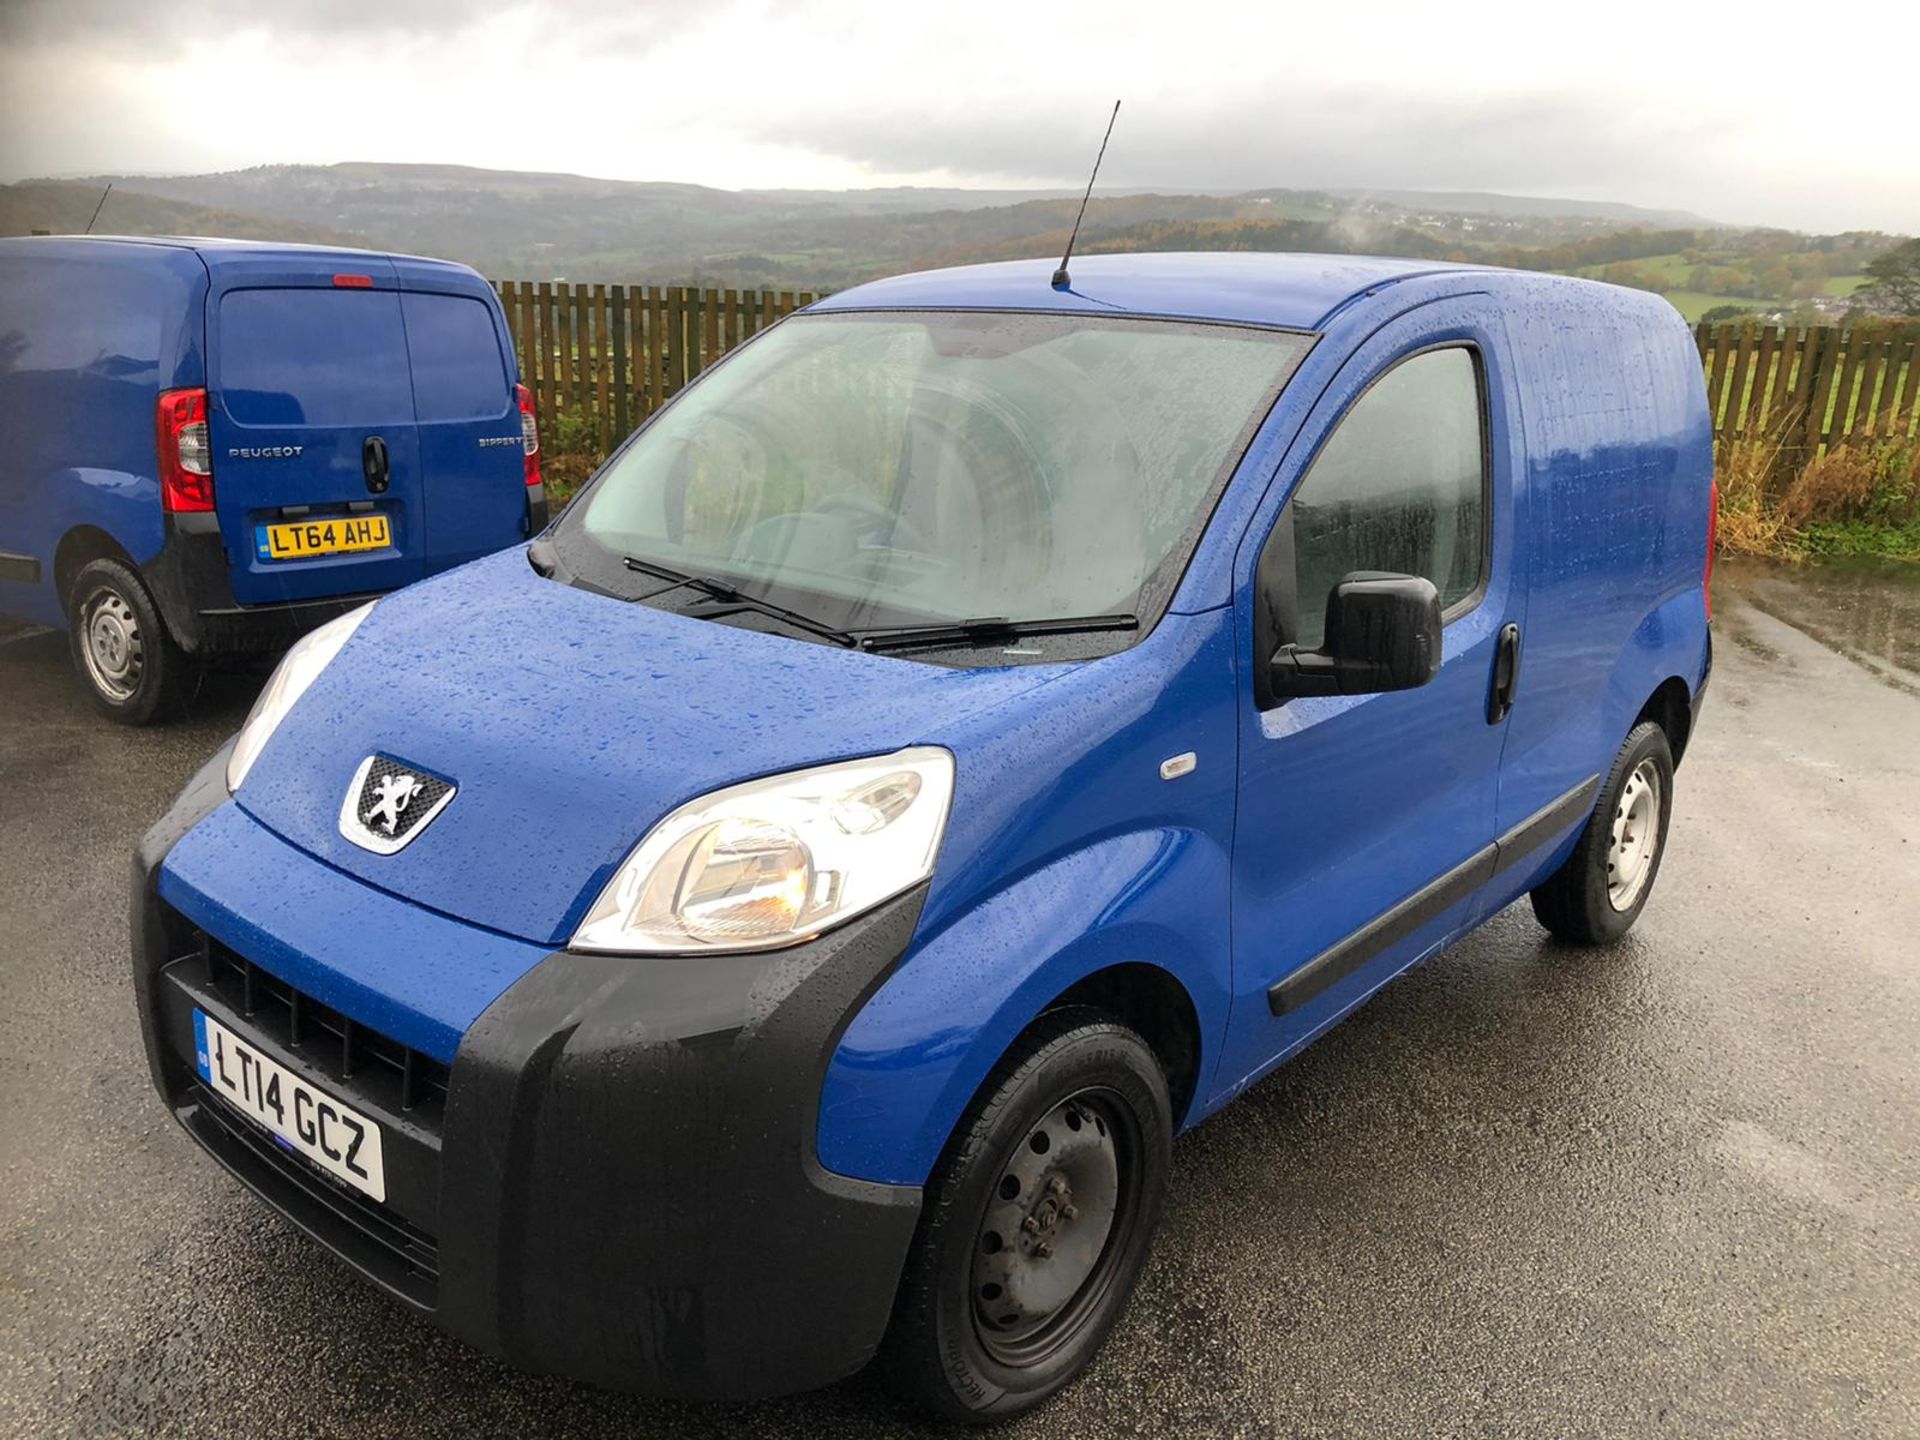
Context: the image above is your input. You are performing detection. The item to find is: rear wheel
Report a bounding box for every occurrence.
[1530,720,1675,944]
[882,1010,1171,1423]
[66,557,188,725]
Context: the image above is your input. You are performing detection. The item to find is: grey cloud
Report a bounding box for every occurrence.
[0,0,704,54]
[749,88,1731,211]
[0,0,480,46]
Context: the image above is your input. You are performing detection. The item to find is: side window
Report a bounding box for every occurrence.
[1281,346,1487,650]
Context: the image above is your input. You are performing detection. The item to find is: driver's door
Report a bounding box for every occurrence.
[1218,304,1522,1093]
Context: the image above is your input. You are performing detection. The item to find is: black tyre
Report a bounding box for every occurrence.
[65,557,188,725]
[882,1009,1172,1424]
[1530,720,1675,944]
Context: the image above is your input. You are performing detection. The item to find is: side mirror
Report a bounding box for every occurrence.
[1269,571,1443,698]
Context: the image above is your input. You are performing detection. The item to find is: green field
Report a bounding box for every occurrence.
[1567,251,1869,321]
[1663,290,1748,322]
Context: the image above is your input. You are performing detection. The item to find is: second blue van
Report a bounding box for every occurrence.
[131,253,1712,1421]
[0,236,545,722]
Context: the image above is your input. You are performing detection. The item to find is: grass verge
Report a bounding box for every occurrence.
[1718,413,1919,563]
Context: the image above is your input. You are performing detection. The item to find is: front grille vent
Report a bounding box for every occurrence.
[196,935,450,1117]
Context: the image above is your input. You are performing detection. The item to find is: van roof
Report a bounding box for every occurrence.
[0,233,480,279]
[811,252,1495,332]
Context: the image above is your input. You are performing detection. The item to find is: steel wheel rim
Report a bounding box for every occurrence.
[1606,758,1662,911]
[970,1088,1141,1368]
[81,587,144,703]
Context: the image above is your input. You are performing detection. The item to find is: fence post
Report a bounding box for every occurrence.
[701,288,720,380]
[1760,324,1796,436]
[495,280,519,380]
[609,285,629,442]
[1891,340,1920,433]
[1723,324,1758,438]
[592,284,611,450]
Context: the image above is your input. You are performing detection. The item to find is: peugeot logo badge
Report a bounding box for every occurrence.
[339,755,456,855]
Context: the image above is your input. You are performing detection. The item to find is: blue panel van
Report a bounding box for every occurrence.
[0,236,546,723]
[130,254,1712,1420]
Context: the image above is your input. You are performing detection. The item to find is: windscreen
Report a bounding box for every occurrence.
[573,311,1309,629]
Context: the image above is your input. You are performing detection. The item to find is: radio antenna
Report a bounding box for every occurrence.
[84,183,113,234]
[1051,100,1120,290]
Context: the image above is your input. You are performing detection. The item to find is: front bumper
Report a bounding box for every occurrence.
[132,751,924,1401]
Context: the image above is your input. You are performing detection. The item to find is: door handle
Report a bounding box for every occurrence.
[362,435,390,494]
[1487,622,1522,724]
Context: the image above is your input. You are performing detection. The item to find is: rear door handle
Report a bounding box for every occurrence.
[362,435,390,494]
[1488,622,1522,724]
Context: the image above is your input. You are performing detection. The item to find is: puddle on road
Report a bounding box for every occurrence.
[1716,557,1920,694]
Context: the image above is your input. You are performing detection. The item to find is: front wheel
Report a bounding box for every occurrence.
[1530,720,1676,944]
[881,1010,1172,1423]
[66,557,188,725]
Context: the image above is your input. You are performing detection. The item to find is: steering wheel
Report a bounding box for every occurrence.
[813,492,935,553]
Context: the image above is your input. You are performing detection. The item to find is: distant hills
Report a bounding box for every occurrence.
[1318,187,1715,228]
[2,162,1740,289]
[3,163,1903,320]
[0,179,362,248]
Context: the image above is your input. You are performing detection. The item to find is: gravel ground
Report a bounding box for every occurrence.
[1,560,1915,1438]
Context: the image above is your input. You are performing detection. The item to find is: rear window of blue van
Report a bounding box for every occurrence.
[402,292,511,422]
[217,288,412,427]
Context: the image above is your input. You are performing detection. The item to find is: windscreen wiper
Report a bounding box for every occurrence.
[621,555,859,649]
[855,614,1139,653]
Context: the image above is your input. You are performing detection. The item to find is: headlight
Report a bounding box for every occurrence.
[226,602,375,793]
[571,747,954,954]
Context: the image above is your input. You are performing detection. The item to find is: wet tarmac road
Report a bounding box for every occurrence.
[2,560,1916,1438]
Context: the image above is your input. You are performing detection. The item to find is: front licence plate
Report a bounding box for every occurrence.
[255,514,391,561]
[194,1009,386,1201]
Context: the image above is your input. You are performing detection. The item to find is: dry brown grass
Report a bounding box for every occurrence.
[1778,444,1902,527]
[1715,422,1797,557]
[1716,411,1918,559]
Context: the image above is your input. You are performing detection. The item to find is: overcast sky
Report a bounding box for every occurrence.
[1,0,1914,234]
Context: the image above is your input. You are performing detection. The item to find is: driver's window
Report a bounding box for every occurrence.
[1279,346,1487,649]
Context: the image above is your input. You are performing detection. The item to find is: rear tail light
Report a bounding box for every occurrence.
[156,387,214,512]
[1704,478,1718,620]
[516,383,542,488]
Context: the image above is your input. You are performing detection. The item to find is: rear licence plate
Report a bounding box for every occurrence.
[194,1009,386,1201]
[255,514,391,561]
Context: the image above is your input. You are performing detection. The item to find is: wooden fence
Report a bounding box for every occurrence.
[1694,322,1918,452]
[493,281,818,453]
[492,281,1919,457]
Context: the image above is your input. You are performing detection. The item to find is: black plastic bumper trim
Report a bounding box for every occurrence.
[1269,773,1600,1016]
[1489,775,1600,881]
[430,894,927,1400]
[1269,844,1497,1016]
[182,1086,441,1308]
[0,551,39,585]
